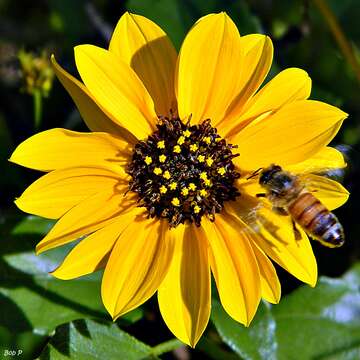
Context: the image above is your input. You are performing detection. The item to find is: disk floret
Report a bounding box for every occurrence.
[127,116,240,227]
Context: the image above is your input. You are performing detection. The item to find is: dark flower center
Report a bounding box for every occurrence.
[127,114,240,227]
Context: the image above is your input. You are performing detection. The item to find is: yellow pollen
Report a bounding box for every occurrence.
[190,143,198,152]
[159,185,167,194]
[153,167,162,175]
[215,137,221,142]
[169,182,178,190]
[203,136,211,144]
[193,205,201,214]
[199,189,208,197]
[163,170,171,180]
[157,140,165,149]
[204,179,212,187]
[177,136,185,145]
[171,197,180,207]
[206,158,214,167]
[159,154,167,163]
[144,156,152,165]
[197,155,205,163]
[217,167,226,175]
[200,172,208,181]
[173,145,181,153]
[183,129,191,137]
[188,183,196,191]
[181,188,189,196]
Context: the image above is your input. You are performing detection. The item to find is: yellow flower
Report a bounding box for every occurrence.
[171,197,180,206]
[177,136,185,145]
[206,157,214,167]
[153,167,162,175]
[159,154,166,163]
[203,136,211,144]
[188,183,197,191]
[169,182,178,190]
[10,12,349,348]
[199,189,208,197]
[144,156,152,165]
[189,143,198,152]
[193,205,201,214]
[199,172,208,181]
[157,140,165,149]
[183,129,191,137]
[217,166,226,175]
[163,170,171,179]
[181,187,189,197]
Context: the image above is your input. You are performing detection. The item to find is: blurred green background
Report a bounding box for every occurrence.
[1,0,360,359]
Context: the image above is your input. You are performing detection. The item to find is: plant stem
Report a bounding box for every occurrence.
[33,89,42,129]
[313,0,360,84]
[151,338,183,356]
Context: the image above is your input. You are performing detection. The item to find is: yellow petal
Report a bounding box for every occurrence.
[36,190,138,254]
[301,174,349,210]
[232,100,348,172]
[75,45,157,140]
[109,12,177,117]
[15,165,127,219]
[222,68,311,137]
[227,197,318,287]
[176,13,243,125]
[9,128,132,171]
[219,34,273,129]
[202,215,261,325]
[285,147,346,174]
[102,219,175,318]
[158,225,211,347]
[51,55,135,142]
[250,242,281,304]
[52,210,139,280]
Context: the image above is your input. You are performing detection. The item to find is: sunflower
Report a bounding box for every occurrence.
[10,12,349,347]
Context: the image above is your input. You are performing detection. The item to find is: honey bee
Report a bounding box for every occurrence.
[256,164,344,248]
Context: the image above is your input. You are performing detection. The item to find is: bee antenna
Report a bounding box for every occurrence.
[246,167,263,180]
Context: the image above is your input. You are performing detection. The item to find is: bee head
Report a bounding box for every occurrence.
[259,164,282,185]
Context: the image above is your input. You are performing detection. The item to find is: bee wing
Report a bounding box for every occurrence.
[284,146,347,179]
[231,195,298,244]
[300,173,349,210]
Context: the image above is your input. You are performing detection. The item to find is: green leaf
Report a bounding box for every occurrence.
[11,215,55,236]
[0,251,107,335]
[126,0,192,50]
[211,300,277,360]
[212,264,360,360]
[0,212,145,358]
[126,0,261,50]
[273,264,360,360]
[40,319,154,360]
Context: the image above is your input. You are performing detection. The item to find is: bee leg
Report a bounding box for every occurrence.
[292,219,302,241]
[256,193,267,198]
[273,206,288,216]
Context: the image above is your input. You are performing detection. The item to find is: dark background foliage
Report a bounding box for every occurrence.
[1,0,360,359]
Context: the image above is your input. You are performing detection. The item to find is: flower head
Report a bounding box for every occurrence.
[10,12,349,347]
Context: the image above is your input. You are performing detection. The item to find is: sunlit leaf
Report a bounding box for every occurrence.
[273,264,360,359]
[40,319,155,360]
[12,215,55,235]
[211,300,276,360]
[212,264,360,359]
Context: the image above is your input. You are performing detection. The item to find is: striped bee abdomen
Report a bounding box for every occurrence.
[288,192,345,248]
